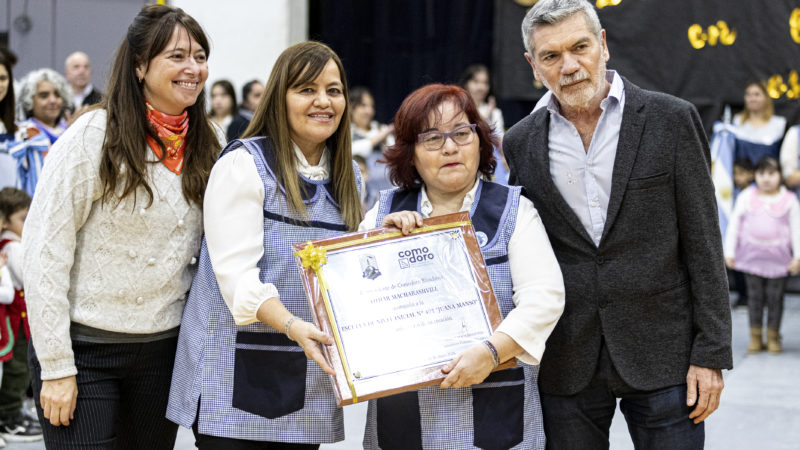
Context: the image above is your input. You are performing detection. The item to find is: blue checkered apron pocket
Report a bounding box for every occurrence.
[471,366,525,450]
[232,331,307,419]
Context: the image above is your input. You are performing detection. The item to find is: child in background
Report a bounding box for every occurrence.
[0,187,41,442]
[733,157,755,196]
[0,252,10,449]
[725,157,800,354]
[0,252,14,372]
[730,157,756,308]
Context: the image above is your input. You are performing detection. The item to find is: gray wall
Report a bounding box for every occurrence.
[1,0,148,90]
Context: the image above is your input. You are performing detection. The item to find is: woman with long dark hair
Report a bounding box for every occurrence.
[168,41,361,449]
[0,50,19,189]
[23,5,221,448]
[209,79,237,132]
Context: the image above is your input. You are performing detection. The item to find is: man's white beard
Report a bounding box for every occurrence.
[544,58,607,111]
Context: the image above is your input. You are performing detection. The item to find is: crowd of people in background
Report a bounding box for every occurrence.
[0,0,794,448]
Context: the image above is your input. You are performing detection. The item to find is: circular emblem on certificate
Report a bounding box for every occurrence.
[476,231,488,247]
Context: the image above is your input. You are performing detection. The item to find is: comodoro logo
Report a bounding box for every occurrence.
[397,247,435,268]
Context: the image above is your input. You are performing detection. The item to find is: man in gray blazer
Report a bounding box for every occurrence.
[503,0,733,448]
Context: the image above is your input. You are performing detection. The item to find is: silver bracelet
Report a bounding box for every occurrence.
[483,339,500,368]
[284,316,301,339]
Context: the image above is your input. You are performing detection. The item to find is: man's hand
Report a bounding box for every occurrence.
[41,375,78,426]
[686,365,724,424]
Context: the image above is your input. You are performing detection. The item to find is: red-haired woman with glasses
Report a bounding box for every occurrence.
[358,84,564,449]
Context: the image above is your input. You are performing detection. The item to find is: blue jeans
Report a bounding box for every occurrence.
[540,341,704,450]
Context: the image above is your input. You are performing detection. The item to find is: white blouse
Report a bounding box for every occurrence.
[360,180,565,365]
[733,114,786,145]
[204,143,330,325]
[780,125,800,180]
[0,267,13,305]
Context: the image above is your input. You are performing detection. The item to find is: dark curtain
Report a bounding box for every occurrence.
[310,0,494,124]
[312,0,800,133]
[494,0,800,132]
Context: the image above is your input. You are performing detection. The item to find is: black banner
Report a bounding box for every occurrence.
[494,0,800,129]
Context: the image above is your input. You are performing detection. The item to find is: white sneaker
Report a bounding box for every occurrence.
[0,414,43,442]
[0,435,6,447]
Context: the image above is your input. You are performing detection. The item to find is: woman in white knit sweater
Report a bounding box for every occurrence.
[22,5,221,448]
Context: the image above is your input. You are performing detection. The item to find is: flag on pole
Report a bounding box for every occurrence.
[710,122,736,240]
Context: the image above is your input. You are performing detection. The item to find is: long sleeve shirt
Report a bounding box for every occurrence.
[23,110,224,380]
[204,143,331,325]
[780,125,800,181]
[0,266,13,305]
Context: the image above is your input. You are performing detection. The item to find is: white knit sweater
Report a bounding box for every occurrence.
[23,109,217,380]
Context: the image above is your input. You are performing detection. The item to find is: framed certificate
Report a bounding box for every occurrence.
[293,211,514,406]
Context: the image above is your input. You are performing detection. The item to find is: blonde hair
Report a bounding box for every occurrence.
[740,81,774,124]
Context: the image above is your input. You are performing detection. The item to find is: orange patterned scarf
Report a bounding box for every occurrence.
[145,101,188,174]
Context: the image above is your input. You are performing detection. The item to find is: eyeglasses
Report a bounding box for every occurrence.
[417,124,477,150]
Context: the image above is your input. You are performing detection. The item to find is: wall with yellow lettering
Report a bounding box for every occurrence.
[493,0,800,130]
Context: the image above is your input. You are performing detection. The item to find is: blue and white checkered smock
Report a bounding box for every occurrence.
[167,137,360,443]
[364,180,545,450]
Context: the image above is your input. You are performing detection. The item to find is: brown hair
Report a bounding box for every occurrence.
[384,84,497,190]
[210,79,238,117]
[0,187,31,223]
[243,41,361,231]
[99,4,220,207]
[755,156,780,175]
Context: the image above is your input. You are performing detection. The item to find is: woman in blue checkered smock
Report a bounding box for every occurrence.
[166,42,363,449]
[358,84,565,450]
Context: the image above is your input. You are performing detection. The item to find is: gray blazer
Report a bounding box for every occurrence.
[504,78,733,396]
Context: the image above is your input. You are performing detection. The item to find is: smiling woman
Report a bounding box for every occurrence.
[285,59,346,164]
[137,26,208,116]
[17,68,72,142]
[167,41,362,448]
[9,68,72,195]
[22,4,222,449]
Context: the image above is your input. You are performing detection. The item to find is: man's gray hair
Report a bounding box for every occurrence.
[17,68,74,118]
[521,0,603,55]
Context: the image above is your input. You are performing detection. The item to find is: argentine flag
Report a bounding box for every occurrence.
[710,122,736,241]
[8,132,50,197]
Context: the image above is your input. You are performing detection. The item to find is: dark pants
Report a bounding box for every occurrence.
[0,323,30,419]
[541,341,704,450]
[731,270,748,303]
[744,274,786,330]
[192,425,320,450]
[29,337,179,449]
